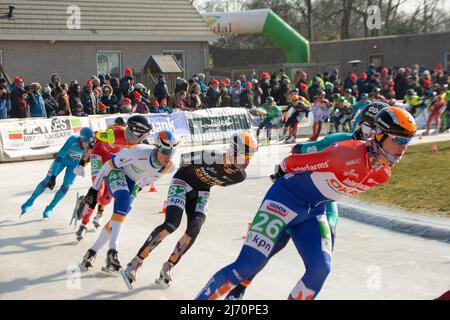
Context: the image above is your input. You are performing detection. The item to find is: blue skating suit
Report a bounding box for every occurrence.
[21,135,87,218]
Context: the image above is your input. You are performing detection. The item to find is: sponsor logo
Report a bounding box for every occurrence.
[343,170,359,178]
[266,202,288,217]
[292,161,329,172]
[345,159,361,166]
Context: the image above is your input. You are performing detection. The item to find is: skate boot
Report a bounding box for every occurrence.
[225,284,247,300]
[20,199,33,217]
[102,249,122,273]
[120,256,143,290]
[75,225,87,241]
[80,249,96,271]
[92,211,103,229]
[42,206,53,219]
[155,261,174,288]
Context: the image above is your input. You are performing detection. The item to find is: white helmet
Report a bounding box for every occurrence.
[154,130,179,156]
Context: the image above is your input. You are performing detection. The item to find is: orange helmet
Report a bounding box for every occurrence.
[374,107,416,140]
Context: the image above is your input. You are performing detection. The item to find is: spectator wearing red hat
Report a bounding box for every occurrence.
[240,81,254,109]
[10,76,34,118]
[219,81,231,108]
[124,67,133,77]
[259,72,271,104]
[150,100,160,113]
[81,80,97,115]
[159,98,174,114]
[97,102,107,114]
[119,97,132,113]
[299,82,310,101]
[206,79,221,108]
[133,92,150,114]
[119,68,134,99]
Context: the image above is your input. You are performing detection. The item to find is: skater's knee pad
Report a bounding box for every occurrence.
[112,190,131,216]
[185,214,206,238]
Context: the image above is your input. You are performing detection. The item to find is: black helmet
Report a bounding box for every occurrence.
[405,89,416,96]
[358,102,389,129]
[127,115,152,138]
[114,116,126,127]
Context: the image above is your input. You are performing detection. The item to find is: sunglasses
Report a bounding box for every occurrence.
[389,135,411,145]
[159,148,174,156]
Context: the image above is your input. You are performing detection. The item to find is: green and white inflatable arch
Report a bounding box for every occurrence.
[203,9,310,64]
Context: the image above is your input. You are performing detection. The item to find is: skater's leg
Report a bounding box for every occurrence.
[136,178,188,260]
[167,191,209,266]
[196,245,269,300]
[90,221,112,252]
[197,195,300,300]
[22,164,64,212]
[43,166,76,217]
[288,214,332,300]
[226,230,291,299]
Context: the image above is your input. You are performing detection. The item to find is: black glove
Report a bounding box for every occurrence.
[270,165,285,183]
[47,175,56,190]
[84,187,99,209]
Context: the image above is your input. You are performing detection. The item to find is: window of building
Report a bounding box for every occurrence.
[368,54,384,67]
[97,51,122,78]
[0,50,3,65]
[163,50,185,77]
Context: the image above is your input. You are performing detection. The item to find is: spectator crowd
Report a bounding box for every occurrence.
[0,64,449,139]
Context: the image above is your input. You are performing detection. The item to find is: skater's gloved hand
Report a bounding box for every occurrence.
[270,164,285,183]
[47,175,56,190]
[73,165,85,177]
[84,187,99,209]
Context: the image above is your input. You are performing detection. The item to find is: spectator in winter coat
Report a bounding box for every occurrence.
[187,90,202,111]
[101,84,118,114]
[119,67,134,99]
[230,80,242,108]
[154,74,170,103]
[197,73,208,95]
[219,82,231,108]
[42,86,58,118]
[56,86,71,116]
[364,72,381,95]
[175,91,188,110]
[10,76,34,118]
[149,100,160,114]
[48,73,63,99]
[205,79,221,108]
[110,77,122,102]
[0,85,11,119]
[260,73,272,104]
[240,81,254,109]
[251,80,263,107]
[119,98,133,114]
[394,68,408,100]
[29,83,47,117]
[133,92,150,114]
[81,80,97,115]
[69,83,85,117]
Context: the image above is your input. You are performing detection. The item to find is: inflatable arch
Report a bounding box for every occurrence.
[203,9,310,64]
